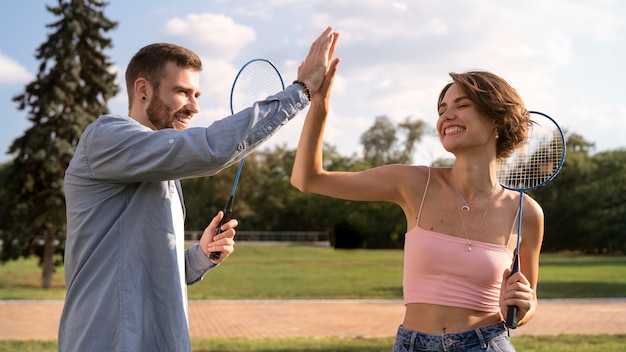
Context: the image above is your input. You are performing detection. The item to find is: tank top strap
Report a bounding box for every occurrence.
[416,167,431,224]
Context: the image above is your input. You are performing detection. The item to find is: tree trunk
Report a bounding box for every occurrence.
[41,230,55,289]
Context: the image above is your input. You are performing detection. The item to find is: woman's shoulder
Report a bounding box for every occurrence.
[382,165,451,193]
[522,193,544,220]
[382,164,443,179]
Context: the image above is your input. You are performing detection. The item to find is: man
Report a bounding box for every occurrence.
[59,26,339,351]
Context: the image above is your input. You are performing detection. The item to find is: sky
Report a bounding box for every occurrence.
[1,0,625,165]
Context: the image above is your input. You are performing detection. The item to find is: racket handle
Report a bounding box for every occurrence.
[506,253,520,329]
[208,196,234,261]
[506,306,518,329]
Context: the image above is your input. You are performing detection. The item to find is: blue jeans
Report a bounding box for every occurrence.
[392,322,515,352]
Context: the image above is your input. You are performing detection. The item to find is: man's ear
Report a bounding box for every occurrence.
[134,77,151,102]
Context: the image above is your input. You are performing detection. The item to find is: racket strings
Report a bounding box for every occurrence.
[231,62,284,113]
[496,115,566,190]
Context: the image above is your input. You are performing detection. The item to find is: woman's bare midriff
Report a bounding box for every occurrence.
[403,303,503,334]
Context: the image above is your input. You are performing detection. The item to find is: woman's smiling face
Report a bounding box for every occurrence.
[437,83,496,155]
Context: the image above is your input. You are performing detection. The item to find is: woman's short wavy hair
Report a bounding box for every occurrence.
[437,71,530,159]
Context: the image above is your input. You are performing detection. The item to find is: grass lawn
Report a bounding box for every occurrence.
[1,335,626,351]
[1,244,625,351]
[2,244,625,300]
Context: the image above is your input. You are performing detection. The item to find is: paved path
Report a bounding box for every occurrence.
[1,299,625,341]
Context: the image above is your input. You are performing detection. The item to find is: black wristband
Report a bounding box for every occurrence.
[292,80,311,101]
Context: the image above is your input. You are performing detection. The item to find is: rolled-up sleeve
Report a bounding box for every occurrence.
[185,243,216,285]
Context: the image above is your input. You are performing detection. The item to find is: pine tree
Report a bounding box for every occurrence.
[0,0,118,288]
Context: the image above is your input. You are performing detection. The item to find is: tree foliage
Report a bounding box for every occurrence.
[0,0,118,288]
[532,134,626,254]
[360,115,426,165]
[182,123,626,254]
[183,116,427,249]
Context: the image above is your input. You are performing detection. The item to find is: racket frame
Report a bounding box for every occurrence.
[499,111,566,328]
[209,59,285,261]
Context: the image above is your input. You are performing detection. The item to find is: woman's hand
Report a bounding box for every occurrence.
[500,268,538,326]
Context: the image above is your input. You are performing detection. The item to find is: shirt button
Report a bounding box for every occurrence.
[168,139,174,144]
[296,102,302,108]
[267,126,272,131]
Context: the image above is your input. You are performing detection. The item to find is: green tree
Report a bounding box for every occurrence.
[182,115,425,249]
[0,0,118,288]
[360,115,398,166]
[533,133,595,252]
[398,117,428,160]
[580,149,626,253]
[219,146,295,231]
[342,116,427,248]
[181,164,240,232]
[360,116,426,166]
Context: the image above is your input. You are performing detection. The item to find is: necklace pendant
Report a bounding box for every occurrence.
[461,205,470,212]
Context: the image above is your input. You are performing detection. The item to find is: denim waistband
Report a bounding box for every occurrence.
[395,322,509,351]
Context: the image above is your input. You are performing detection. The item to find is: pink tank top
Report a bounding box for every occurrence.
[403,168,515,313]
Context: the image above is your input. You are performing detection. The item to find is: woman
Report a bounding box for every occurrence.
[291,60,543,351]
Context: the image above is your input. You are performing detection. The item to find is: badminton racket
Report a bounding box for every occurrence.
[209,59,285,260]
[496,110,566,328]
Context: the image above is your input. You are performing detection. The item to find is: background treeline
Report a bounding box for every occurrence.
[2,115,624,264]
[181,115,424,250]
[180,117,626,254]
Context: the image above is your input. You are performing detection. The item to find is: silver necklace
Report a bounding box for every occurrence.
[452,183,497,212]
[456,189,495,252]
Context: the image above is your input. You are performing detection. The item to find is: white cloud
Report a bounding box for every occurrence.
[547,0,625,43]
[163,13,256,59]
[0,52,33,84]
[197,58,239,109]
[568,102,626,152]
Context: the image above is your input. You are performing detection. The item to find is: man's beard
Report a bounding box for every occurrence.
[146,95,176,130]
